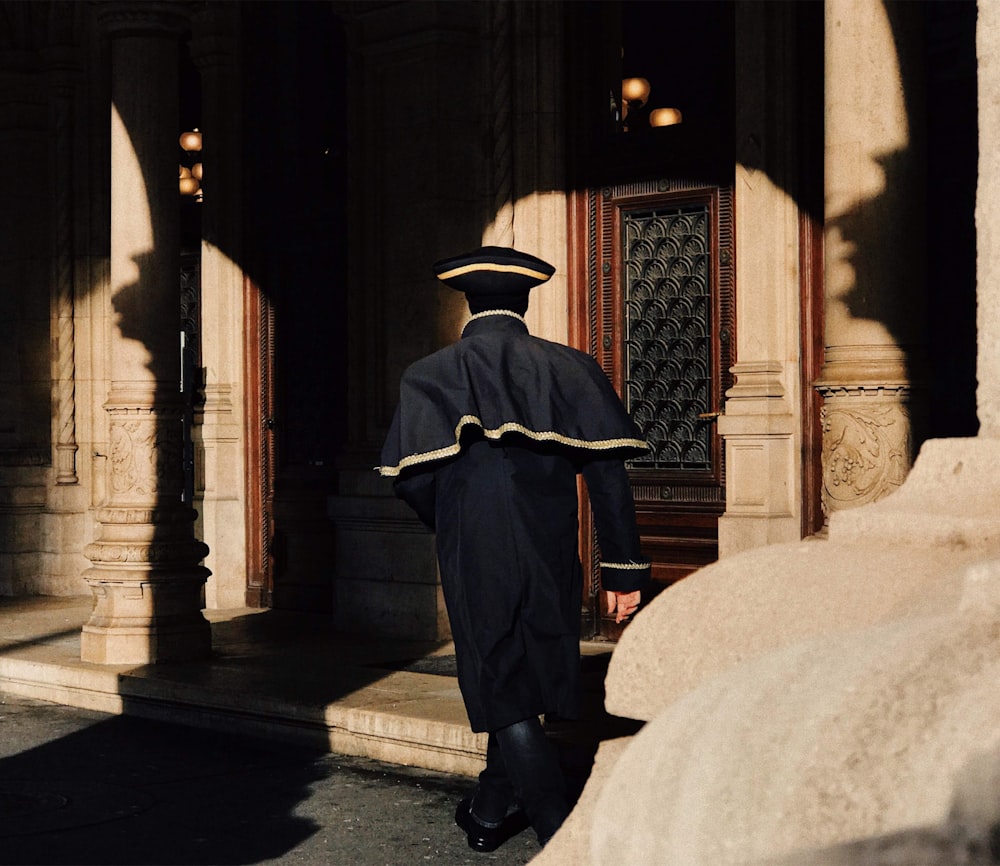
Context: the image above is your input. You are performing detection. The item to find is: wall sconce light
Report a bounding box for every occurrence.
[649,107,683,127]
[179,129,203,201]
[621,77,682,132]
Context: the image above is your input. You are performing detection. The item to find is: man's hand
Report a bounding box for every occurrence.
[605,589,641,624]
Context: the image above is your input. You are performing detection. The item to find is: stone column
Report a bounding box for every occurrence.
[506,1,567,345]
[43,42,80,486]
[978,0,1000,432]
[41,20,94,596]
[717,2,802,555]
[477,1,567,342]
[815,0,926,519]
[82,2,210,664]
[189,3,247,609]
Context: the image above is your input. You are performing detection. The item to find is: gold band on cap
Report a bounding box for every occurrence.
[437,262,552,281]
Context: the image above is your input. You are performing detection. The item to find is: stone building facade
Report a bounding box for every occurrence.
[0,1,979,665]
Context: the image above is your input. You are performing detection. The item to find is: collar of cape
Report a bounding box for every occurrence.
[462,309,527,334]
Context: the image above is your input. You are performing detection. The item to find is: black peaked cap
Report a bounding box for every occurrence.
[432,246,555,296]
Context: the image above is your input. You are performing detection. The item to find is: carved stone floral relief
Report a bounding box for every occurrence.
[821,398,911,515]
[109,417,183,499]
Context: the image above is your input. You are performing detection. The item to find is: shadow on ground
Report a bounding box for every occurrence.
[0,693,543,866]
[0,653,639,866]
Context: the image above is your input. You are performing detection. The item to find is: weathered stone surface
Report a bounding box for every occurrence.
[592,560,1000,865]
[604,535,975,724]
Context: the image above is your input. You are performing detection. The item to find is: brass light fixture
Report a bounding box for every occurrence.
[621,77,682,132]
[178,129,203,201]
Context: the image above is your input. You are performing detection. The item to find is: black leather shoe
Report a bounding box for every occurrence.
[455,796,530,852]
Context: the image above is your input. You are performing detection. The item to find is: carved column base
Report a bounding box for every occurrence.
[818,385,913,518]
[717,362,801,556]
[81,581,210,665]
[55,443,79,485]
[81,505,211,664]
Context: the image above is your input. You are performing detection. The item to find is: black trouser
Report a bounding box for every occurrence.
[470,717,569,844]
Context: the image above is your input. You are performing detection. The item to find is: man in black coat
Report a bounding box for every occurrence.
[379,246,650,849]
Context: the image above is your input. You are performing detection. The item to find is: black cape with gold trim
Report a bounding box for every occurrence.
[379,312,650,733]
[379,312,647,477]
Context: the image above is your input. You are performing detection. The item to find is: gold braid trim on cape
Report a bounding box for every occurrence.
[378,414,648,477]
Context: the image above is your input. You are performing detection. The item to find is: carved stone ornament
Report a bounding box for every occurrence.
[95,506,198,526]
[109,418,184,498]
[84,539,209,565]
[821,398,912,515]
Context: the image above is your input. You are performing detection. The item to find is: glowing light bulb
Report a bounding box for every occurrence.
[179,129,202,152]
[622,77,651,106]
[650,107,683,127]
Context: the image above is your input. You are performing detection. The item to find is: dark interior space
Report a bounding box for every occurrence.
[241,1,349,472]
[924,0,979,439]
[566,0,735,190]
[175,2,351,612]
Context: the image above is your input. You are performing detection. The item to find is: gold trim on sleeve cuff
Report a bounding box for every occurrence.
[600,561,651,570]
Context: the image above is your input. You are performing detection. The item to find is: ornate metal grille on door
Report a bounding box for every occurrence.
[623,203,713,471]
[574,179,733,618]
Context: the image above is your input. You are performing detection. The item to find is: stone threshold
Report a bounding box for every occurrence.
[0,597,485,777]
[0,597,621,781]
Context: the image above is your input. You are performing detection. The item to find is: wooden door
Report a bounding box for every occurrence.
[240,3,347,612]
[572,180,735,638]
[244,275,277,607]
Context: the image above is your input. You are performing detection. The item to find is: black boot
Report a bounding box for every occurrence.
[455,733,529,852]
[494,717,570,845]
[454,796,530,852]
[471,733,514,823]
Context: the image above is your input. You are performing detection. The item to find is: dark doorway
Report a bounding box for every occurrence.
[241,2,349,611]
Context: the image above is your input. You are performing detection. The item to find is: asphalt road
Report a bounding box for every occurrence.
[0,692,542,866]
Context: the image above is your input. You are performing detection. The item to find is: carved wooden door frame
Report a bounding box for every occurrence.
[244,274,276,607]
[570,179,736,638]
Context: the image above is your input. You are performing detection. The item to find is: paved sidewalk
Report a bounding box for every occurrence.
[0,692,541,866]
[0,597,640,865]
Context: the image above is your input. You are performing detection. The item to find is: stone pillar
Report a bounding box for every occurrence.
[717,2,802,555]
[189,3,247,609]
[468,0,568,341]
[43,42,80,487]
[41,21,94,596]
[815,0,926,519]
[82,2,210,664]
[978,0,1000,432]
